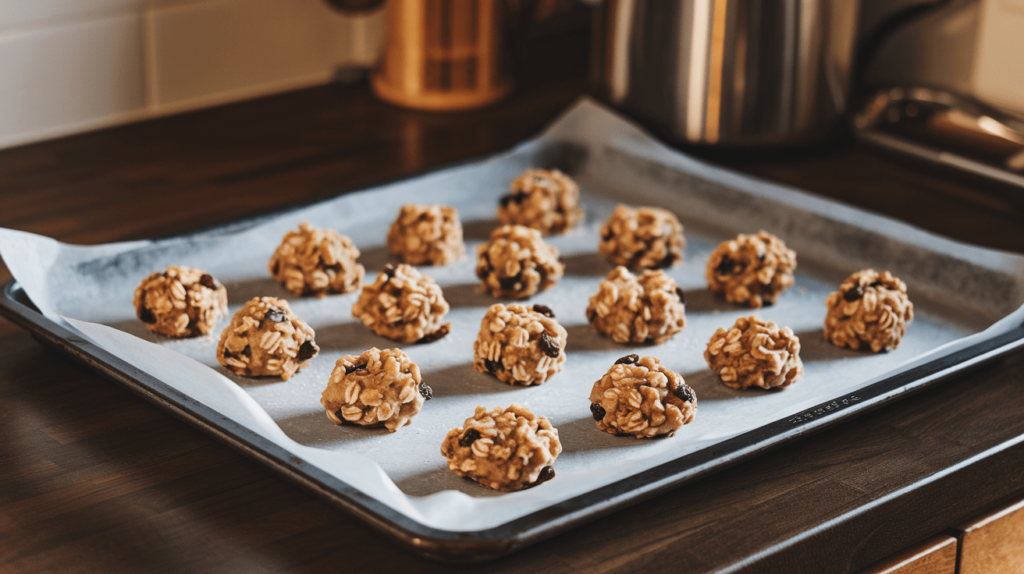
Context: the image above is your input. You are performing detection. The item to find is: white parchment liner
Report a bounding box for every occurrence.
[3,99,1023,532]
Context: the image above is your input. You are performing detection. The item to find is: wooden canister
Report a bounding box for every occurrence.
[372,0,513,111]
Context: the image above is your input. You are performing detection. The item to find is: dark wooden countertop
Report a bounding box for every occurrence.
[2,31,1024,574]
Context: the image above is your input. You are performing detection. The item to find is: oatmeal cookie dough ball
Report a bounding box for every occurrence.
[586,266,686,345]
[498,168,584,235]
[387,204,465,266]
[134,266,228,337]
[440,403,562,492]
[321,348,432,432]
[824,269,914,352]
[705,231,796,308]
[269,222,365,297]
[473,303,567,386]
[217,297,319,380]
[589,354,696,438]
[475,225,564,299]
[704,315,802,390]
[598,205,685,270]
[352,264,451,344]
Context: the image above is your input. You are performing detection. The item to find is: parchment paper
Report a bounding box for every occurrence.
[3,99,1024,533]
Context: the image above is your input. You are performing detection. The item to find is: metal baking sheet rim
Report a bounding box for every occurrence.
[3,280,1023,561]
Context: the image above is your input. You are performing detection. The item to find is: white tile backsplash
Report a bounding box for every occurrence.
[0,0,146,32]
[0,0,383,150]
[147,0,335,110]
[0,14,147,149]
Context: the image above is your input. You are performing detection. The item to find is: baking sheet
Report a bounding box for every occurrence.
[2,99,1023,534]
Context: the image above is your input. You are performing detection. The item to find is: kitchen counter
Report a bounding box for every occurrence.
[2,33,1024,573]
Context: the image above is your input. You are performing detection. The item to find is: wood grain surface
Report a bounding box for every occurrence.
[2,29,1024,574]
[858,536,957,574]
[957,498,1024,574]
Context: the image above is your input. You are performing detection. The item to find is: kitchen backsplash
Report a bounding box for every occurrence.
[0,0,383,150]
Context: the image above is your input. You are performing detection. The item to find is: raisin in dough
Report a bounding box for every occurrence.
[497,168,584,235]
[475,225,564,299]
[321,348,432,432]
[134,266,228,337]
[824,269,914,352]
[440,404,561,492]
[598,205,685,270]
[705,231,796,308]
[473,303,567,386]
[217,297,319,380]
[704,315,803,390]
[269,222,364,297]
[586,266,686,344]
[589,354,696,438]
[387,204,465,266]
[351,264,451,343]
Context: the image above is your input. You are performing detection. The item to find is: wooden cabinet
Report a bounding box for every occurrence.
[861,496,1024,574]
[956,498,1024,574]
[859,536,957,574]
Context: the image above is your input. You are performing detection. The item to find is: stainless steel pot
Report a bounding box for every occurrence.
[590,0,860,147]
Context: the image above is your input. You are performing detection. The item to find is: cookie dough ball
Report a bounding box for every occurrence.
[598,205,685,270]
[498,168,584,235]
[589,354,696,438]
[387,204,465,266]
[321,348,432,432]
[134,266,228,337]
[705,231,796,308]
[824,269,914,352]
[475,225,564,299]
[473,303,567,386]
[217,297,319,380]
[352,264,451,343]
[704,315,802,390]
[586,266,686,345]
[269,222,365,297]
[440,403,562,492]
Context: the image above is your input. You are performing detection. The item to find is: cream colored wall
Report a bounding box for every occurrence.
[0,0,383,150]
[972,0,1024,116]
[863,0,1024,116]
